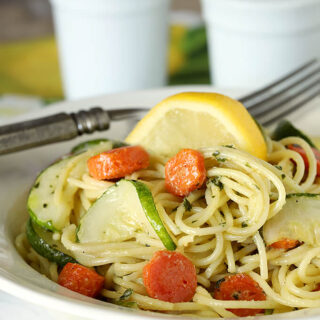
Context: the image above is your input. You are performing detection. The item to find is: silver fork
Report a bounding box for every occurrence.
[240,58,320,126]
[0,59,319,155]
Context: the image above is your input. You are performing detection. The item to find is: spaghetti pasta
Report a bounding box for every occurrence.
[15,135,320,318]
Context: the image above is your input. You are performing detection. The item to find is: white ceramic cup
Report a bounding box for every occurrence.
[50,0,170,100]
[201,0,320,88]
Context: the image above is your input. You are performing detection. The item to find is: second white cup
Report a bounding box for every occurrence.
[50,0,170,100]
[201,0,320,88]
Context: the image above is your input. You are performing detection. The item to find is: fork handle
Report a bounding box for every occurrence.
[0,107,110,155]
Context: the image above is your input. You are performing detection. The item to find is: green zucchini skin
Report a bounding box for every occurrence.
[28,208,57,232]
[71,139,128,155]
[272,120,316,148]
[130,180,176,251]
[26,218,76,266]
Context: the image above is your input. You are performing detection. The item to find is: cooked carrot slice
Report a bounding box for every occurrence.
[143,250,197,303]
[87,145,149,180]
[58,263,104,297]
[287,144,320,177]
[270,238,300,250]
[214,273,266,317]
[314,284,320,291]
[165,149,206,197]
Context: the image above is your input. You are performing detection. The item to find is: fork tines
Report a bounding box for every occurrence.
[239,59,320,126]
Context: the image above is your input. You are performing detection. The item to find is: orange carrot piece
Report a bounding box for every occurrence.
[287,144,320,177]
[143,250,197,303]
[165,149,206,197]
[58,263,104,297]
[314,284,320,291]
[270,238,300,250]
[87,145,149,180]
[214,273,266,317]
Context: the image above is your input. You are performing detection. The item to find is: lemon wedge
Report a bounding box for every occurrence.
[126,92,267,160]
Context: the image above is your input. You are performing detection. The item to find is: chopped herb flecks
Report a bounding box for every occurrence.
[241,222,248,228]
[210,177,224,190]
[215,277,226,289]
[120,288,133,301]
[286,193,320,199]
[212,150,227,163]
[183,198,192,211]
[274,165,282,171]
[232,292,240,300]
[264,309,274,315]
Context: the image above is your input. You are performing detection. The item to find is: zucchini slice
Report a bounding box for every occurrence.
[71,139,128,155]
[77,179,176,251]
[263,193,320,246]
[26,218,76,266]
[272,120,316,148]
[27,157,76,231]
[28,141,115,231]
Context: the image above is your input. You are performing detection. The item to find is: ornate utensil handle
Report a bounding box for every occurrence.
[0,107,110,155]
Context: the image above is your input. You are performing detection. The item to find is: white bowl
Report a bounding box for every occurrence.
[0,86,320,319]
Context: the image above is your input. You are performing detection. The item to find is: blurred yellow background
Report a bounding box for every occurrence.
[0,0,208,101]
